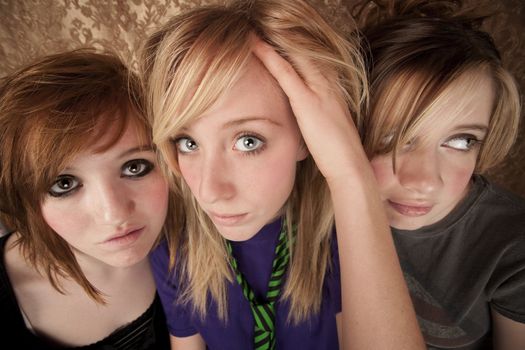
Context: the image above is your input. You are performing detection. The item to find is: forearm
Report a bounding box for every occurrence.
[329,162,425,350]
[251,36,425,349]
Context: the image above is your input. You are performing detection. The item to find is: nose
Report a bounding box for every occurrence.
[93,180,135,225]
[396,147,442,195]
[197,151,236,204]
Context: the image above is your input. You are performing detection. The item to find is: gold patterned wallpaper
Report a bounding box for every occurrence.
[0,0,524,196]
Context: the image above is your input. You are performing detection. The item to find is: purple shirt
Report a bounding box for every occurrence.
[150,218,341,350]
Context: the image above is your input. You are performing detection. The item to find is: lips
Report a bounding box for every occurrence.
[388,200,433,217]
[208,212,247,227]
[101,226,144,246]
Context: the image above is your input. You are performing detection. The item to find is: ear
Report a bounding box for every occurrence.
[296,141,309,161]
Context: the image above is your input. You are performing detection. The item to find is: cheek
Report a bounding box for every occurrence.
[444,161,475,195]
[144,175,170,213]
[178,158,199,193]
[248,151,298,206]
[40,200,79,240]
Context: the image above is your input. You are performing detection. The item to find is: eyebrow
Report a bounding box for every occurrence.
[118,145,154,158]
[58,145,154,173]
[178,116,284,134]
[452,124,489,133]
[222,116,283,129]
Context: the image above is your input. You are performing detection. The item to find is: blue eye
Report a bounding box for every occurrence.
[234,135,265,152]
[175,137,198,154]
[48,175,81,197]
[122,159,154,178]
[442,135,481,151]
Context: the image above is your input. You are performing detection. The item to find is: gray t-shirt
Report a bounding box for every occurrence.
[392,175,525,349]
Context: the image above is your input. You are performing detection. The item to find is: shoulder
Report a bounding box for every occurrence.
[0,234,17,303]
[0,234,39,343]
[149,237,182,294]
[3,233,46,293]
[484,179,525,212]
[473,179,525,285]
[3,233,44,287]
[0,231,15,255]
[469,176,525,235]
[149,237,171,271]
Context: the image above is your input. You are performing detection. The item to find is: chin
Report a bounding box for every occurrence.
[107,251,149,268]
[389,217,425,231]
[215,224,261,242]
[217,230,254,242]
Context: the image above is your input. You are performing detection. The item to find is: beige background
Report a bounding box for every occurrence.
[1,0,523,196]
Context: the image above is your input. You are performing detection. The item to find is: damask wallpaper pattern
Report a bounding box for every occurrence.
[0,0,524,196]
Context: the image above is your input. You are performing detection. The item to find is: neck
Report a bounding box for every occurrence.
[72,249,152,293]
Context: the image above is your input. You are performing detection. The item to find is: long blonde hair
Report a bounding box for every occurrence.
[354,0,521,172]
[141,0,367,323]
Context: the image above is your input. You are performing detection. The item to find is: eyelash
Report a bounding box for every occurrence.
[378,133,483,153]
[173,135,197,154]
[48,175,81,198]
[121,159,154,178]
[173,132,267,156]
[47,159,155,198]
[234,132,266,156]
[442,134,483,152]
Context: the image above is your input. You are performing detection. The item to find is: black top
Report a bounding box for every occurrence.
[0,233,170,349]
[393,175,525,349]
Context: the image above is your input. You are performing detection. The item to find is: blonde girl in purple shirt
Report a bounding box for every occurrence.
[141,0,425,349]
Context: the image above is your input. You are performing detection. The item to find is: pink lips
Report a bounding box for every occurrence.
[209,212,247,226]
[388,200,432,217]
[101,227,144,247]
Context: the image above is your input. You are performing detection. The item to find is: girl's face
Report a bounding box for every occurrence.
[41,121,169,268]
[174,58,308,241]
[370,75,494,230]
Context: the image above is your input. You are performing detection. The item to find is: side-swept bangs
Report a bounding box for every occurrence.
[363,17,520,172]
[0,50,149,302]
[143,7,254,180]
[1,50,146,220]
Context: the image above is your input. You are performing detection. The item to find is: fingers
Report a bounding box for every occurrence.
[251,36,312,101]
[251,36,337,102]
[290,53,332,89]
[250,34,362,182]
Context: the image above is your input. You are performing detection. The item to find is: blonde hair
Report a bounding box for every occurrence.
[355,0,521,172]
[141,0,367,323]
[0,49,180,303]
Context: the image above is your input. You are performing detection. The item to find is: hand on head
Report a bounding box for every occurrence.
[251,36,370,183]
